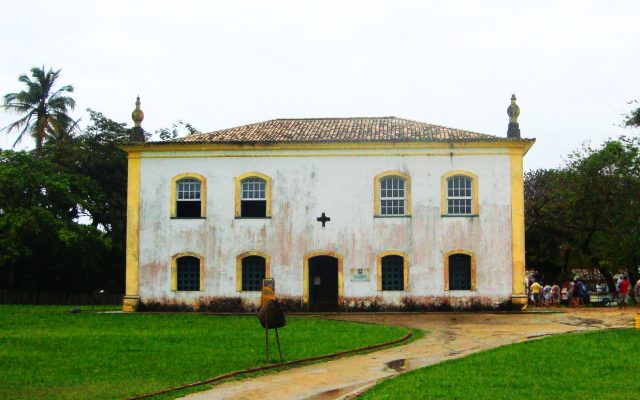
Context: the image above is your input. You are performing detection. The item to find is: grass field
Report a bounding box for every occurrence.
[360,328,640,400]
[0,306,409,399]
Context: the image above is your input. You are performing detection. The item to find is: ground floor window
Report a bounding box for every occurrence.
[177,256,201,291]
[381,255,405,291]
[448,253,471,290]
[241,255,266,291]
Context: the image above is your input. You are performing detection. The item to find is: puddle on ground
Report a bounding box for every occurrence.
[308,383,360,399]
[559,318,604,327]
[385,358,410,373]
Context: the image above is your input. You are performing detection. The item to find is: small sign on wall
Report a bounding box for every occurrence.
[350,268,370,282]
[261,278,276,307]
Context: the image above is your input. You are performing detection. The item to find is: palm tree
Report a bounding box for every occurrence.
[2,66,76,154]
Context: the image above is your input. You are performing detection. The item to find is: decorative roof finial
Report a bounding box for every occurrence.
[507,94,521,139]
[132,95,144,128]
[129,96,146,142]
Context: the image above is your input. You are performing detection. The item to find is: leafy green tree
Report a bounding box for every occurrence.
[525,137,640,287]
[2,66,76,154]
[0,150,110,291]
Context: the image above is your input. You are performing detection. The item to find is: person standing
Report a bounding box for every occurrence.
[551,283,561,306]
[530,281,542,307]
[618,275,629,309]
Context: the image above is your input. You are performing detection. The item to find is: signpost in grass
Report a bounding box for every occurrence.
[258,278,285,362]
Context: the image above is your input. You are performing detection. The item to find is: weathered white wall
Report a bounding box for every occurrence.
[136,147,513,305]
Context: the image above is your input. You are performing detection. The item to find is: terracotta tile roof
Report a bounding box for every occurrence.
[163,117,521,144]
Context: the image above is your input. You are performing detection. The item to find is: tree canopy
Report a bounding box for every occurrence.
[525,137,640,285]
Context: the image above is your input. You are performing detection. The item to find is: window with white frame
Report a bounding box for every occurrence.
[446,175,473,215]
[241,177,267,217]
[380,176,406,216]
[176,178,202,218]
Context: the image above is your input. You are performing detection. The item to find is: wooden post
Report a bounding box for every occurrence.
[275,328,283,362]
[265,318,270,363]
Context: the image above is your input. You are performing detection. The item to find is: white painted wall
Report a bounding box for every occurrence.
[136,147,513,305]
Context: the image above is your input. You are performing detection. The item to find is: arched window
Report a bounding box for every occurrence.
[170,173,206,218]
[176,178,202,217]
[374,171,411,217]
[236,252,271,292]
[235,172,272,218]
[171,254,204,292]
[381,255,405,290]
[442,171,478,216]
[376,251,408,291]
[444,251,476,291]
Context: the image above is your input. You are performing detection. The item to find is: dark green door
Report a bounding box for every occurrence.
[308,256,338,311]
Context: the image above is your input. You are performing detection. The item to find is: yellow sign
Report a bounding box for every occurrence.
[261,278,276,307]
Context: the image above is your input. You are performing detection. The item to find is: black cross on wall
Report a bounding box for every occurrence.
[316,212,331,227]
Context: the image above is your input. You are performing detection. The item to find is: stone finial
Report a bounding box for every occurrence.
[130,96,146,142]
[131,96,144,128]
[507,94,521,139]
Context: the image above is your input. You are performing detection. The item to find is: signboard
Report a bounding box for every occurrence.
[261,278,276,307]
[350,268,370,282]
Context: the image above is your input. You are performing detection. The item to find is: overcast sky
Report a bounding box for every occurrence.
[1,1,639,170]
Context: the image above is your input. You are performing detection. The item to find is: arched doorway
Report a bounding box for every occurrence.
[303,252,343,311]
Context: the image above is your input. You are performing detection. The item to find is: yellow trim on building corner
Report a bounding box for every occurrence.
[440,170,479,216]
[376,250,409,291]
[509,148,527,308]
[373,171,412,217]
[303,251,344,308]
[234,172,272,218]
[171,252,205,292]
[170,172,207,218]
[124,153,141,312]
[235,251,271,292]
[443,249,477,291]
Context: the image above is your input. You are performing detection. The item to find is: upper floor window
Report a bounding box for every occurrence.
[447,175,472,215]
[176,178,202,217]
[236,251,271,292]
[374,171,411,217]
[171,173,206,218]
[441,171,478,216]
[171,253,204,292]
[235,172,272,218]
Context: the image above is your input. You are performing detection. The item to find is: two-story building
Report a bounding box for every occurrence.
[121,96,534,312]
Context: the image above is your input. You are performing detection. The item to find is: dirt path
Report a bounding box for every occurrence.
[182,309,637,400]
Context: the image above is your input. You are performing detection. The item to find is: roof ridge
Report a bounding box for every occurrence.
[393,117,498,138]
[272,116,398,121]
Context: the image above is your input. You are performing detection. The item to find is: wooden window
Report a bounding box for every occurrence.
[241,256,266,291]
[374,171,411,217]
[448,253,471,290]
[380,176,406,216]
[381,255,405,291]
[447,175,473,215]
[241,177,267,217]
[176,178,202,218]
[177,256,200,291]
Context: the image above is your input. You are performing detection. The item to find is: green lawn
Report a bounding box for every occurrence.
[360,328,640,400]
[0,306,408,400]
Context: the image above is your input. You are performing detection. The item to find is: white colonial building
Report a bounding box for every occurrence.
[122,98,534,312]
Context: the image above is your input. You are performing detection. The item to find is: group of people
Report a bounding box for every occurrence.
[528,281,562,307]
[526,273,631,308]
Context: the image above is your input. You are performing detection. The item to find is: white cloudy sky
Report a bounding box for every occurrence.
[1,1,639,170]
